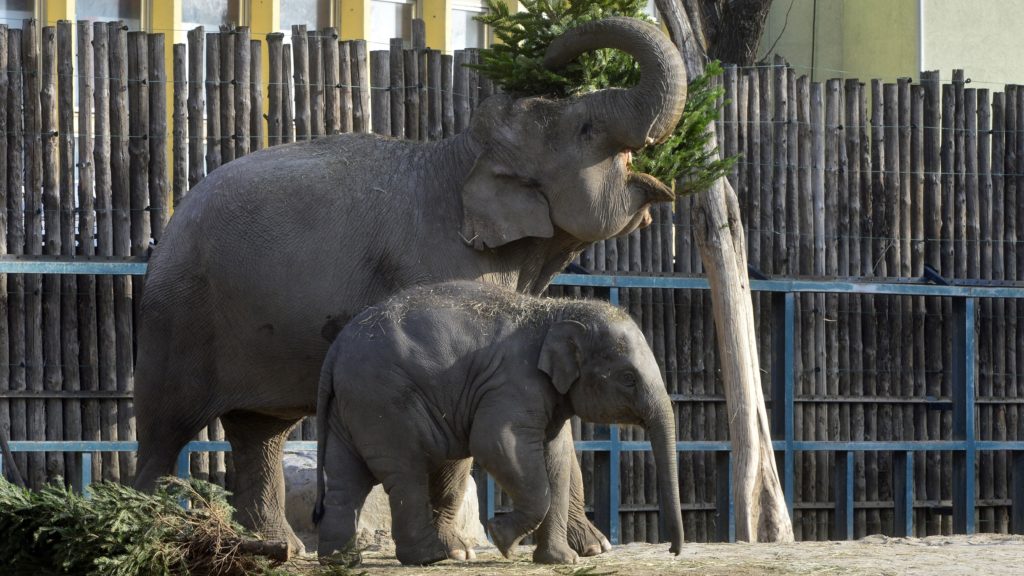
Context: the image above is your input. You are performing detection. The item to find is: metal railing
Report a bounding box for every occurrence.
[2,259,1023,543]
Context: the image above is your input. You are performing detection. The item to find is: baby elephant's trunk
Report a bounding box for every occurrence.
[642,401,684,554]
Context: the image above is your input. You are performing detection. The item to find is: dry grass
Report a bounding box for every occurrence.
[278,535,1024,576]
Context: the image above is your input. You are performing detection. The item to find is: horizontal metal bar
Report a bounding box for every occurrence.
[552,273,1024,298]
[11,439,1024,453]
[0,390,134,399]
[0,256,148,275]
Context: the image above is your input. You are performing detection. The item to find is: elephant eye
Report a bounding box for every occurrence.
[620,370,638,387]
[579,121,594,139]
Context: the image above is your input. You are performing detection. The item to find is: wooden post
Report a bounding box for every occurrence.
[0,24,9,487]
[186,28,204,192]
[75,20,100,485]
[796,76,814,540]
[149,34,168,239]
[282,44,293,143]
[23,20,45,488]
[450,50,465,133]
[41,24,64,483]
[205,32,221,172]
[233,27,250,158]
[404,49,419,141]
[250,39,263,152]
[427,50,442,141]
[388,39,404,139]
[370,50,390,136]
[7,26,26,481]
[109,21,135,482]
[55,21,79,485]
[307,30,323,139]
[770,56,786,277]
[219,27,234,163]
[910,81,926,533]
[991,90,1006,531]
[322,28,340,135]
[266,32,282,145]
[91,22,116,483]
[350,40,369,133]
[338,41,353,132]
[441,54,454,138]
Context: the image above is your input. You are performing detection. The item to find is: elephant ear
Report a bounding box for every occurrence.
[538,320,586,395]
[460,154,554,250]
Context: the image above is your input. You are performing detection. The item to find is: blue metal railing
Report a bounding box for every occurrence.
[3,260,1024,543]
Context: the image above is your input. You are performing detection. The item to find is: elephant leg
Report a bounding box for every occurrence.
[429,459,476,561]
[473,432,551,558]
[567,453,612,556]
[318,435,375,566]
[220,411,305,554]
[384,475,449,566]
[533,423,578,564]
[134,358,214,492]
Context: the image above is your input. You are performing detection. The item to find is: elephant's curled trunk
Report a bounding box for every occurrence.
[643,400,684,553]
[543,16,687,149]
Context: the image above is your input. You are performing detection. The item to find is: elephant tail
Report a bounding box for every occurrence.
[313,349,336,526]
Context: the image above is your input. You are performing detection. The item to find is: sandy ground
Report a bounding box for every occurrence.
[282,534,1024,575]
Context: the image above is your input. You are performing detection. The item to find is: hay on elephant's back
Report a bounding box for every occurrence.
[0,476,287,576]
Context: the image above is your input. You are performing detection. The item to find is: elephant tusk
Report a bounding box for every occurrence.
[459,231,479,246]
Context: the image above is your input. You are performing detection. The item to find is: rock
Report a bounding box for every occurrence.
[283,451,488,551]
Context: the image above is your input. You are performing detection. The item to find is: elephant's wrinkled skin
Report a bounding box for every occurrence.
[132,17,686,554]
[313,281,683,566]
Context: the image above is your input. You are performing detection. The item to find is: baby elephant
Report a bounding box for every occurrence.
[313,280,683,565]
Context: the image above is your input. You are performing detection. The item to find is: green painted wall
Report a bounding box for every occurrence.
[922,0,1024,86]
[761,0,918,82]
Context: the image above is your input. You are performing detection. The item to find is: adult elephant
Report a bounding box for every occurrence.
[133,16,686,555]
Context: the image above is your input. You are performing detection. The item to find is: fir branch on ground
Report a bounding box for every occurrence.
[474,0,736,194]
[0,476,285,576]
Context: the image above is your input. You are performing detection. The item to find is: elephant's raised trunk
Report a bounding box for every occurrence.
[642,397,684,554]
[543,16,687,149]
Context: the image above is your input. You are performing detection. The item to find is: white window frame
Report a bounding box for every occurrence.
[451,0,490,51]
[369,0,418,50]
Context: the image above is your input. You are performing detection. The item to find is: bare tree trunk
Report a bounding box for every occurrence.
[657,0,794,542]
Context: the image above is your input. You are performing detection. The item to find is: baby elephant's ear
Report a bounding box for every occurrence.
[538,320,586,394]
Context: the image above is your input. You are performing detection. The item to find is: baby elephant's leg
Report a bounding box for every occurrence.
[383,470,451,566]
[318,438,375,566]
[532,423,579,564]
[429,459,477,560]
[473,428,552,558]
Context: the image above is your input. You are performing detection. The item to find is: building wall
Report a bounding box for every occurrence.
[922,0,1024,86]
[762,0,918,83]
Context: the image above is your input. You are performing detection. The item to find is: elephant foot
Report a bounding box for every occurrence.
[395,543,450,566]
[252,517,307,556]
[567,517,611,557]
[487,516,527,559]
[438,527,477,561]
[533,542,579,565]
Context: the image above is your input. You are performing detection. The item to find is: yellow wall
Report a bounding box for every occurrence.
[922,0,1024,86]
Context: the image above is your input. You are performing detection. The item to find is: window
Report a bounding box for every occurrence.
[0,0,34,24]
[280,0,331,45]
[77,0,141,30]
[451,1,489,51]
[370,0,414,49]
[182,0,240,30]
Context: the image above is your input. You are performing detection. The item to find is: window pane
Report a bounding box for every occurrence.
[183,0,239,29]
[452,8,486,51]
[0,0,33,24]
[77,0,141,30]
[370,0,413,49]
[281,0,330,32]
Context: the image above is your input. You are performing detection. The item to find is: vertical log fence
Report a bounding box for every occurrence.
[2,18,1024,543]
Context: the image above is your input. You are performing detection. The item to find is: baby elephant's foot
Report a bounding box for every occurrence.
[533,542,579,564]
[395,543,450,566]
[487,516,527,558]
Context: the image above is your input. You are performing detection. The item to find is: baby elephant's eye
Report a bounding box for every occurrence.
[620,370,638,387]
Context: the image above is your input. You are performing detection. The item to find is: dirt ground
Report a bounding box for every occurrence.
[282,534,1024,575]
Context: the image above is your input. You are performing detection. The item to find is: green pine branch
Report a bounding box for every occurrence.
[473,0,736,195]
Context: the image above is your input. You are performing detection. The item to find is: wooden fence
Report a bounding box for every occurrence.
[1,17,1024,543]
